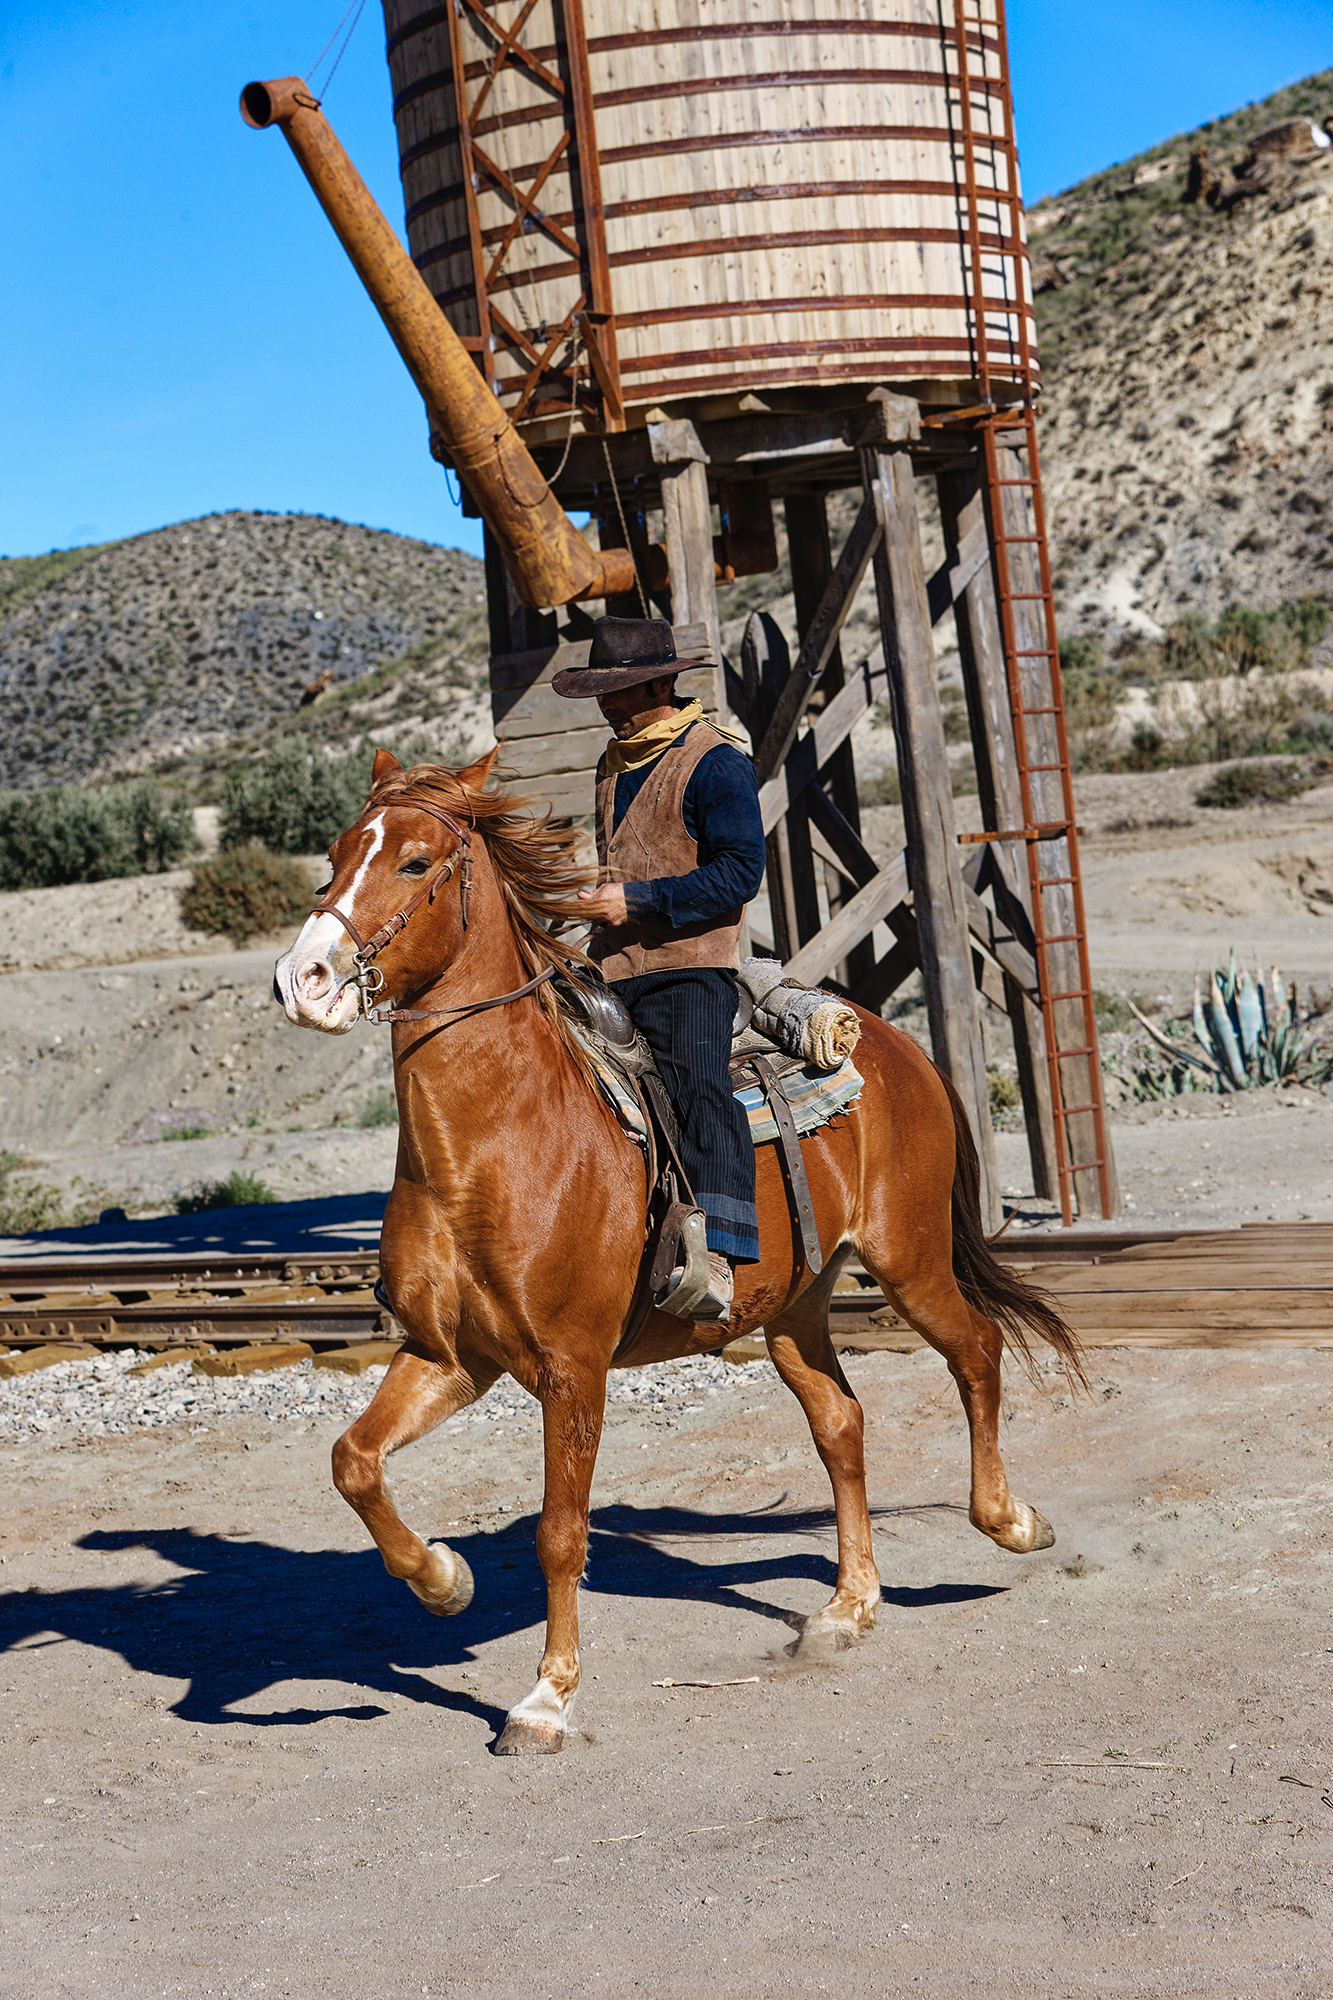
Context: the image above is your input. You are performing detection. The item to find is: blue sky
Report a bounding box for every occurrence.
[2,1,1330,562]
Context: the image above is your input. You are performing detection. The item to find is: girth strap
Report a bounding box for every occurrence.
[748,1053,824,1279]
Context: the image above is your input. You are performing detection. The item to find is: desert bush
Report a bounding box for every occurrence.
[219,739,371,854]
[175,1170,277,1214]
[180,845,310,946]
[0,779,195,891]
[1195,760,1313,808]
[987,1068,1022,1116]
[358,1087,399,1128]
[1156,599,1331,763]
[858,769,902,808]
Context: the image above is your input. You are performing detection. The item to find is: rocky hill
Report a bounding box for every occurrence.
[1033,69,1333,646]
[0,511,489,792]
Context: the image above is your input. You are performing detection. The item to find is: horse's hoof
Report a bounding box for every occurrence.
[409,1545,474,1617]
[977,1503,1056,1555]
[790,1591,879,1659]
[494,1678,571,1755]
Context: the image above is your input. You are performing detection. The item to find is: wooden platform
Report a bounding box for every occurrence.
[822,1221,1333,1356]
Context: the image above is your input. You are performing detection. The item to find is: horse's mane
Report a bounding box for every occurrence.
[368,762,601,1083]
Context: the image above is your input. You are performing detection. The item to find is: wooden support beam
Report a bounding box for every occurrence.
[938,463,1059,1205]
[657,444,723,676]
[785,491,874,992]
[758,647,888,833]
[751,494,881,785]
[742,612,819,956]
[861,442,1000,1232]
[784,853,909,989]
[925,514,991,627]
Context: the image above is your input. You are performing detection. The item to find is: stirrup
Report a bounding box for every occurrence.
[654,1208,714,1320]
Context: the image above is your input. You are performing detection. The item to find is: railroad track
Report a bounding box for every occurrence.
[2,1221,1327,1368]
[0,1250,390,1355]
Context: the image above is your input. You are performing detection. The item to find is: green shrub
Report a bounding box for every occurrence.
[858,769,901,808]
[180,845,310,946]
[0,780,195,890]
[174,1170,277,1214]
[358,1087,399,1128]
[987,1068,1022,1115]
[220,739,376,854]
[1195,761,1312,809]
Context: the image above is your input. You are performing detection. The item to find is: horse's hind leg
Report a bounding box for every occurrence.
[765,1257,882,1656]
[332,1344,501,1615]
[496,1373,605,1756]
[865,1247,1054,1556]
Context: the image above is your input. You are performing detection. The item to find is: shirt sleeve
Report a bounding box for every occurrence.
[622,742,766,929]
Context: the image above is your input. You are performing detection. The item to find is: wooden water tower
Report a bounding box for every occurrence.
[376,0,1117,1227]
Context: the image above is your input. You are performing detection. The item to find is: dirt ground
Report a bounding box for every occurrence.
[3,1342,1331,1997]
[4,765,1333,1994]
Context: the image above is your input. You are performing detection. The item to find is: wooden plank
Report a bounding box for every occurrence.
[925,513,990,627]
[497,668,717,741]
[495,724,608,778]
[758,647,888,834]
[751,493,882,786]
[784,854,910,988]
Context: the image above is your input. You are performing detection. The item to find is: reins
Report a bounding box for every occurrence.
[311,794,552,1028]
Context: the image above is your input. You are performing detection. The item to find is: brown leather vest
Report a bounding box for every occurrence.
[589,722,745,983]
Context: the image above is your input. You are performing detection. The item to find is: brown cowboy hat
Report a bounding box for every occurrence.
[551,615,715,699]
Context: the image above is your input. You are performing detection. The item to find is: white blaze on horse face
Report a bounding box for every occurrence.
[274,812,387,1035]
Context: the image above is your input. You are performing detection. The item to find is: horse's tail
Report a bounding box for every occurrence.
[941,1073,1088,1388]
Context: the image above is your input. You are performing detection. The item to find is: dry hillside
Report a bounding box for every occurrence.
[1033,69,1333,646]
[0,511,489,792]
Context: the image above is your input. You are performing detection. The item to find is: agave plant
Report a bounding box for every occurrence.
[1129,952,1333,1093]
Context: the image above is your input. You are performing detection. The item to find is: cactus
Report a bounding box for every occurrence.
[1122,954,1333,1100]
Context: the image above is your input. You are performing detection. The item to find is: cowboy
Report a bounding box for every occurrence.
[553,616,766,1325]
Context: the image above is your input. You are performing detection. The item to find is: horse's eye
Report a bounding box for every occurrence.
[401,857,430,876]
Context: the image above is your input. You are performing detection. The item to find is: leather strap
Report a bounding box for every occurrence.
[750,1054,824,1279]
[373,966,555,1026]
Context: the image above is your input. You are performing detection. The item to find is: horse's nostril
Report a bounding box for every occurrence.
[298,960,334,999]
[271,973,282,1003]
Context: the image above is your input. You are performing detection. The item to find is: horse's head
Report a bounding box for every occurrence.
[274,745,500,1034]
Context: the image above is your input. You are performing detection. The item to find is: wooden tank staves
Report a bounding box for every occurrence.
[383,0,1035,433]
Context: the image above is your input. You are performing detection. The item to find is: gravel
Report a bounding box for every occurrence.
[0,1347,774,1445]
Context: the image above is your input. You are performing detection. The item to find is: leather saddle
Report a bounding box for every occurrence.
[556,968,825,1354]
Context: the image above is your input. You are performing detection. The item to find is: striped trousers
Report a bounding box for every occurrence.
[613,967,760,1263]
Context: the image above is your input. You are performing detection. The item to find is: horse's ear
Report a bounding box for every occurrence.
[370,747,402,789]
[456,744,500,791]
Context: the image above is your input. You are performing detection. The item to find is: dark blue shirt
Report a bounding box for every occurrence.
[609,723,766,931]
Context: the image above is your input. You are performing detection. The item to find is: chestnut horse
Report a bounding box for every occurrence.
[274,750,1079,1754]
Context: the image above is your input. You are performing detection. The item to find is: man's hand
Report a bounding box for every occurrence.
[578,883,629,926]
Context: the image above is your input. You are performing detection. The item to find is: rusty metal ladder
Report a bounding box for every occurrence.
[980,412,1114,1223]
[948,1,1115,1222]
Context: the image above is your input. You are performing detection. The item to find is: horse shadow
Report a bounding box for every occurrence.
[0,1504,1004,1741]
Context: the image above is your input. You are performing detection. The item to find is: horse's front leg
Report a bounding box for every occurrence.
[496,1375,605,1755]
[332,1344,500,1614]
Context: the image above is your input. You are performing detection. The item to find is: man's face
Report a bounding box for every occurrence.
[596,674,677,738]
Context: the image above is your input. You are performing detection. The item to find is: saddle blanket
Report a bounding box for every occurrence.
[580,1037,863,1151]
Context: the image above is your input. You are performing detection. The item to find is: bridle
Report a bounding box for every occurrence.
[310,795,553,1027]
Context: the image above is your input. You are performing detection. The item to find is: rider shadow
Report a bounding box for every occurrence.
[0,1509,1005,1739]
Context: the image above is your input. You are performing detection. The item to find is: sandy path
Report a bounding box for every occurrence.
[2,1343,1330,1996]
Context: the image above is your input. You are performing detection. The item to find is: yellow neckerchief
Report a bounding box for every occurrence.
[602,698,750,776]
